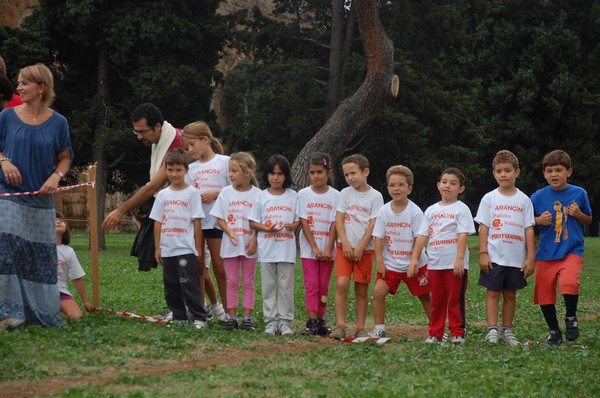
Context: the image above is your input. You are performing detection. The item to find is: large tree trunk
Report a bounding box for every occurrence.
[92,42,108,250]
[339,3,356,93]
[291,0,396,188]
[325,0,345,119]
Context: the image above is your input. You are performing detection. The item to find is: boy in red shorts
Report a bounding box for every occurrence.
[531,150,592,346]
[369,165,431,338]
[330,154,384,339]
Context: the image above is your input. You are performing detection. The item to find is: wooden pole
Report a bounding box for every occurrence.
[86,164,100,308]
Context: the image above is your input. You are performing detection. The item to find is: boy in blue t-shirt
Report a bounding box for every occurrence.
[531,150,592,346]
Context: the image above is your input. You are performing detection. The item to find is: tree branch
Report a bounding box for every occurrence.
[291,0,396,188]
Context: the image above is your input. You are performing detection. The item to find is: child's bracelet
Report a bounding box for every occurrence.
[479,251,488,254]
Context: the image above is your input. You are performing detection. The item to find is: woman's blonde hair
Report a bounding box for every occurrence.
[182,121,224,155]
[230,151,259,188]
[19,63,55,105]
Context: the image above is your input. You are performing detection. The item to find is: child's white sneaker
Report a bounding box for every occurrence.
[278,322,294,336]
[368,329,387,338]
[425,336,443,344]
[501,329,520,346]
[451,336,465,345]
[265,321,278,335]
[485,328,499,344]
[193,320,206,330]
[155,309,173,322]
[210,302,227,322]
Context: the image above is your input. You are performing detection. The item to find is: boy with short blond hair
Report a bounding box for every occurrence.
[531,150,592,346]
[474,150,535,346]
[369,165,431,339]
[330,154,384,339]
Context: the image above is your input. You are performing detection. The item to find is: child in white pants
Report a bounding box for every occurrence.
[250,155,300,335]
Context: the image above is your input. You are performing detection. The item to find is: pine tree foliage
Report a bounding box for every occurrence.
[2,0,598,233]
[2,0,226,192]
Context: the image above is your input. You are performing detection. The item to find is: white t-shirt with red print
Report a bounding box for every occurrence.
[210,185,261,259]
[185,154,230,230]
[337,186,384,250]
[150,185,205,257]
[373,200,427,273]
[57,244,85,296]
[416,200,476,270]
[249,188,299,263]
[474,188,535,268]
[297,186,340,260]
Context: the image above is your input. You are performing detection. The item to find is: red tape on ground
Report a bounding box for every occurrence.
[341,337,390,344]
[96,307,167,325]
[320,335,390,344]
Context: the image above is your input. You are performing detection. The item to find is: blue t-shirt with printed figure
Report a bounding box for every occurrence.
[531,184,592,261]
[0,108,73,192]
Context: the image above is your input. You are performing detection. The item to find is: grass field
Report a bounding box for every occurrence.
[1,233,599,397]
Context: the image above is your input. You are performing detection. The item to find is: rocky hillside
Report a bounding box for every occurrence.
[0,0,39,27]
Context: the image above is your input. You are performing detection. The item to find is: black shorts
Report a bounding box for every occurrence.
[478,263,527,291]
[203,228,223,239]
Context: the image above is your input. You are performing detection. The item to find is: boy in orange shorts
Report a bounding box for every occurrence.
[531,150,592,345]
[330,154,383,339]
[370,165,431,339]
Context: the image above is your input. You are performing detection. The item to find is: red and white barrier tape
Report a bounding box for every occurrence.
[0,181,94,197]
[92,309,396,340]
[342,336,390,344]
[97,310,392,340]
[320,335,390,344]
[97,307,168,325]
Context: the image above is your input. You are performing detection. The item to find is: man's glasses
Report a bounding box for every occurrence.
[132,127,154,135]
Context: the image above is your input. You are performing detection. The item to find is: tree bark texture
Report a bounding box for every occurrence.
[340,3,356,93]
[291,0,395,188]
[325,0,345,119]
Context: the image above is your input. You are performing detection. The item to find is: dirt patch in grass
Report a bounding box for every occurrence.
[385,324,428,340]
[5,315,597,398]
[1,336,340,398]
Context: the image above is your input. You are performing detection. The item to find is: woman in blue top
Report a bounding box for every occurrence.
[0,63,72,328]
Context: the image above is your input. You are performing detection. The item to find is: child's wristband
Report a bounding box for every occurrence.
[479,251,488,254]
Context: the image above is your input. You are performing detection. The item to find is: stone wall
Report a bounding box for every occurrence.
[0,0,39,28]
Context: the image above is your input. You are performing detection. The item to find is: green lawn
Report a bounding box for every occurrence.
[1,233,599,397]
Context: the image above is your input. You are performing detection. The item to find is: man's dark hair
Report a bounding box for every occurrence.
[131,103,164,127]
